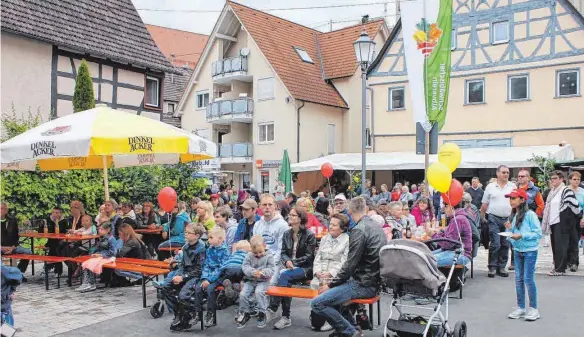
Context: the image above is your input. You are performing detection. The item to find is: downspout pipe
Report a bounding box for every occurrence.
[366,86,374,152]
[296,100,305,163]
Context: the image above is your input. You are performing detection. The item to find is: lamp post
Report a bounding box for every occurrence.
[353,30,376,195]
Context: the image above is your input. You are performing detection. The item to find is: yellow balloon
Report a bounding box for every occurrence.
[427,162,452,193]
[438,143,462,172]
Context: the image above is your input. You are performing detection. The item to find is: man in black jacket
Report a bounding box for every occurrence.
[466,177,484,210]
[1,202,31,277]
[311,197,387,337]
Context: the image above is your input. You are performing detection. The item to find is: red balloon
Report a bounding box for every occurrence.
[321,162,334,178]
[158,187,178,212]
[441,179,464,206]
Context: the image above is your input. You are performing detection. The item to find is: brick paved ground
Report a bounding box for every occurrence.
[473,240,584,276]
[8,241,583,336]
[10,264,156,337]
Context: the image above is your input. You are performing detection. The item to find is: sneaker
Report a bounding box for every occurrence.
[508,308,526,319]
[81,284,96,293]
[569,264,578,272]
[236,313,251,329]
[496,269,509,277]
[235,311,245,323]
[273,316,292,330]
[488,268,496,278]
[524,308,540,321]
[265,308,278,323]
[204,312,216,327]
[223,279,238,299]
[75,283,89,292]
[190,312,200,326]
[170,315,182,330]
[257,312,267,328]
[250,309,259,317]
[320,322,334,332]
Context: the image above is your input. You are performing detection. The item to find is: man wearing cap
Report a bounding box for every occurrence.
[481,165,517,278]
[333,194,356,229]
[210,194,222,211]
[233,199,260,243]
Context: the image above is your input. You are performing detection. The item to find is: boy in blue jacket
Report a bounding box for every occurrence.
[192,227,230,327]
[219,240,251,299]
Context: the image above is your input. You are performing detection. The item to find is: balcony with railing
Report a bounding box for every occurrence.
[211,56,250,83]
[206,98,253,124]
[218,142,253,164]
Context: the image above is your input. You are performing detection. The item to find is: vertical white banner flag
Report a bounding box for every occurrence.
[401,0,452,132]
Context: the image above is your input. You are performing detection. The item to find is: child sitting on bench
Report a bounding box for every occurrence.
[192,227,230,328]
[236,235,276,329]
[77,222,118,293]
[168,223,206,332]
[219,240,251,299]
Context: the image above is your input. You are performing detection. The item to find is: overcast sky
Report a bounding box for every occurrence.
[132,0,399,35]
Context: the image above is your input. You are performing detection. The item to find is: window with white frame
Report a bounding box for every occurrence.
[145,76,160,107]
[294,47,314,63]
[365,128,372,148]
[557,69,580,97]
[327,124,336,154]
[196,91,209,109]
[257,77,275,100]
[167,103,176,113]
[451,29,457,50]
[492,21,509,44]
[508,75,529,101]
[388,87,405,110]
[258,122,275,143]
[466,79,485,104]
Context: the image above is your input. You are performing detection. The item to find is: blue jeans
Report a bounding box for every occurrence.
[514,250,538,309]
[269,267,307,317]
[194,279,221,312]
[114,269,142,280]
[432,249,469,267]
[8,246,32,273]
[311,279,377,335]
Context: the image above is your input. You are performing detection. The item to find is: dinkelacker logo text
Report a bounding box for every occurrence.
[128,136,154,152]
[31,141,56,157]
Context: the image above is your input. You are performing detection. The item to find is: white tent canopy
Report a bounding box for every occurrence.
[291,145,575,173]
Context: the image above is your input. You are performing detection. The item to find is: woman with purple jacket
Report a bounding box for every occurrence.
[425,200,473,267]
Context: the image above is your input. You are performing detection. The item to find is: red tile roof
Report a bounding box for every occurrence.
[146,24,208,69]
[228,1,385,109]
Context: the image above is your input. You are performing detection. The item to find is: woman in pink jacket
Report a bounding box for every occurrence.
[410,197,434,226]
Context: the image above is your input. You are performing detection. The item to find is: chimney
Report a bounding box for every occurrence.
[361,15,370,24]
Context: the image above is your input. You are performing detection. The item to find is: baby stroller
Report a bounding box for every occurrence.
[380,238,467,337]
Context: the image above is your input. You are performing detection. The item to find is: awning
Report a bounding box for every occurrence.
[291,145,575,173]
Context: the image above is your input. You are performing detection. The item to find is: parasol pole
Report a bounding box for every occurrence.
[102,156,110,201]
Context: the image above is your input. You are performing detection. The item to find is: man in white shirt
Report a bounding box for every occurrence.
[481,165,517,278]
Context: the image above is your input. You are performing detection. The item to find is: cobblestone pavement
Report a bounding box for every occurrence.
[10,264,156,337]
[473,240,584,276]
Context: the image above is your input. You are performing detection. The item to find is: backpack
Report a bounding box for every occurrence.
[463,209,481,244]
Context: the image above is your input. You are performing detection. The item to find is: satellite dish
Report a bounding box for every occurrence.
[240,48,250,57]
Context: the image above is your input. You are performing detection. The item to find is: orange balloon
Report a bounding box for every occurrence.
[158,187,178,212]
[321,162,334,178]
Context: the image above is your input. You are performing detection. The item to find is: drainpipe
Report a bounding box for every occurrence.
[366,86,375,185]
[296,100,305,163]
[367,86,375,152]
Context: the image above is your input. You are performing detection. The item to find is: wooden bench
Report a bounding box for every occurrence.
[157,246,180,252]
[68,256,169,308]
[5,254,69,290]
[266,286,381,330]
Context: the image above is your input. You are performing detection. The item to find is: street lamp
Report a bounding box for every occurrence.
[353,30,376,195]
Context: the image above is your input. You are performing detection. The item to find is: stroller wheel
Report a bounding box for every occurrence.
[150,301,165,319]
[453,321,467,337]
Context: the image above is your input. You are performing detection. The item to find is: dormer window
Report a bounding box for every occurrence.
[294,47,313,63]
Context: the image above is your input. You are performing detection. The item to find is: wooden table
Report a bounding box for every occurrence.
[20,232,100,275]
[135,228,164,234]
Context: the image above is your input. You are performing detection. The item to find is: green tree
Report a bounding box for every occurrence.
[72,59,95,112]
[529,154,556,189]
[1,110,207,223]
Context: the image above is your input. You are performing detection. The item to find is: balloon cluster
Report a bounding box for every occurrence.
[427,143,464,205]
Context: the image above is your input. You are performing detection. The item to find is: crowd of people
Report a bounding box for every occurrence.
[1,167,583,332]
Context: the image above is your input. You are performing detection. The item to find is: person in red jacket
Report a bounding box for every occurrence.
[296,197,326,235]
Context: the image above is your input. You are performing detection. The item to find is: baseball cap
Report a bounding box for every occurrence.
[210,194,219,200]
[505,189,528,199]
[334,194,347,201]
[241,199,258,210]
